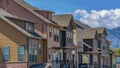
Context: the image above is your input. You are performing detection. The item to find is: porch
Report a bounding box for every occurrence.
[50,45,78,68]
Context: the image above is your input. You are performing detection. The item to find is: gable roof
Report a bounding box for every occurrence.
[74,20,90,29]
[52,14,73,27]
[34,7,54,13]
[0,8,42,39]
[95,27,105,34]
[87,27,108,35]
[14,0,54,24]
[82,29,97,39]
[76,29,96,41]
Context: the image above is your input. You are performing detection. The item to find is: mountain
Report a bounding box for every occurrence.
[107,27,120,48]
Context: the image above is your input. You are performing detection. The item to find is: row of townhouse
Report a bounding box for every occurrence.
[0,0,114,68]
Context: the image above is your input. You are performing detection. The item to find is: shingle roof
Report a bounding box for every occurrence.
[76,28,97,39]
[82,29,97,39]
[34,7,54,13]
[74,20,90,29]
[0,8,42,39]
[94,27,105,34]
[52,14,73,27]
[106,40,111,45]
[87,27,107,34]
[14,0,54,24]
[28,31,42,38]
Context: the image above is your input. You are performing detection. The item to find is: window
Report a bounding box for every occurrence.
[48,49,51,59]
[49,27,52,37]
[25,22,34,31]
[116,57,120,64]
[78,42,82,46]
[54,35,59,42]
[29,39,38,62]
[53,28,59,42]
[66,31,73,45]
[2,46,9,61]
[102,46,106,50]
[18,46,25,61]
[38,44,42,54]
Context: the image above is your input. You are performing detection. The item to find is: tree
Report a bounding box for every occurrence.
[114,48,120,55]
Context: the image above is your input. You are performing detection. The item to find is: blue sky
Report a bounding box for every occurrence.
[25,0,120,29]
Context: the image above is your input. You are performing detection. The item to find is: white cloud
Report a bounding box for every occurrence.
[73,9,120,29]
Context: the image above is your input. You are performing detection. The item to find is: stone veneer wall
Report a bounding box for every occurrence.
[0,62,27,68]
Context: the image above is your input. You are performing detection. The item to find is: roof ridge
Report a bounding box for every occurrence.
[53,14,72,16]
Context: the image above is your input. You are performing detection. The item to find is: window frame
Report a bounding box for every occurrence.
[25,22,34,32]
[18,45,25,61]
[2,46,10,61]
[49,27,52,37]
[28,38,38,62]
[53,28,59,42]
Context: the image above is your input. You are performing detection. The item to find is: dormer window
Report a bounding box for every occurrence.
[25,22,34,32]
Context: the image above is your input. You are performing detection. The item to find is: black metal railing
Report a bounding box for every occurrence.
[79,63,98,68]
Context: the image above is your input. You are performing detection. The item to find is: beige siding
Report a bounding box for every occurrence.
[47,25,60,62]
[0,19,27,62]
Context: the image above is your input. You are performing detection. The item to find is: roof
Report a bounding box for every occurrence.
[14,0,54,24]
[0,8,42,39]
[95,27,105,34]
[82,29,97,39]
[34,7,54,13]
[106,40,111,45]
[74,20,90,29]
[28,31,43,38]
[52,14,73,27]
[109,48,115,54]
[87,27,108,35]
[76,28,96,39]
